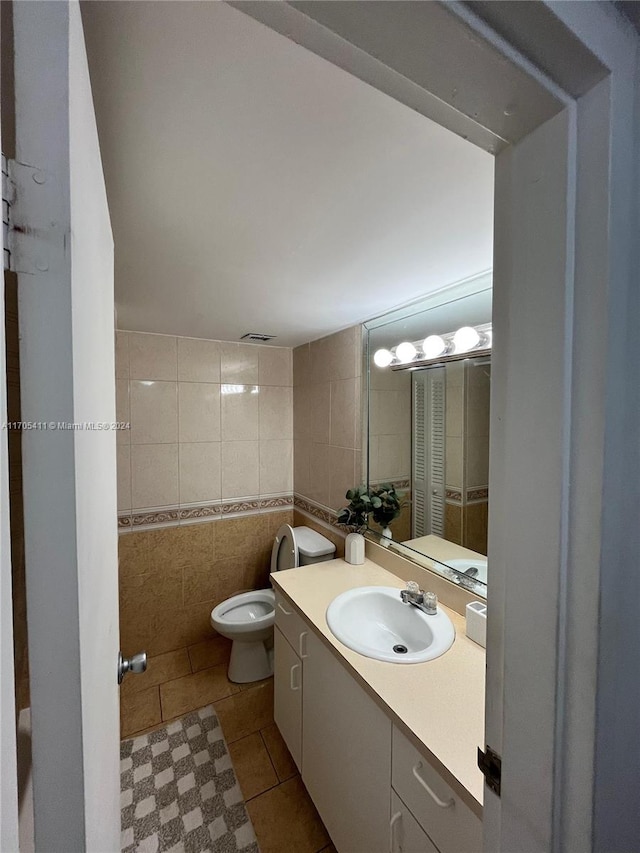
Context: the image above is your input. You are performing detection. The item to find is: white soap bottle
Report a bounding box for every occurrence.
[345,532,365,565]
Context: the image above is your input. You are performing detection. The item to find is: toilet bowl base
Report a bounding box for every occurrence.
[228,638,273,683]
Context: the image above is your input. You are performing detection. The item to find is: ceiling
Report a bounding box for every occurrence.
[81,1,494,348]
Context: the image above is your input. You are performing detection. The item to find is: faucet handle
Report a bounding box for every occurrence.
[406,580,420,594]
[423,591,438,615]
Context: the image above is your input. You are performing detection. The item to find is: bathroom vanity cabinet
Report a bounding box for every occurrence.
[274,589,482,853]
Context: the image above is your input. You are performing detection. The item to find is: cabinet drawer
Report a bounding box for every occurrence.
[391,791,440,853]
[392,727,482,853]
[274,590,309,657]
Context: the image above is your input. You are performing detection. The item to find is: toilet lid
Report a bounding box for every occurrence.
[271,524,298,572]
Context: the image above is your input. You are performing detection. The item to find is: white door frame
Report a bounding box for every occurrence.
[234,2,640,850]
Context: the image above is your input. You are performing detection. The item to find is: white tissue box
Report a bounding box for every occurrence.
[466,601,487,648]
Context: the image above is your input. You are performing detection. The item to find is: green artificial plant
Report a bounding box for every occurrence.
[369,483,403,528]
[336,486,372,533]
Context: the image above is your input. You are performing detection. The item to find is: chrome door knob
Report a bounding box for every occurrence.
[117,650,147,684]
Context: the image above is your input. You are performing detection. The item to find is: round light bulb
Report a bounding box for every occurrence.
[373,348,394,368]
[422,335,447,359]
[395,341,417,364]
[453,326,480,353]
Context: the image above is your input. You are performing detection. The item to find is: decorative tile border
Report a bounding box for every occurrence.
[445,487,488,505]
[293,494,341,529]
[259,496,294,511]
[118,495,293,531]
[369,478,411,491]
[130,508,180,528]
[178,503,222,522]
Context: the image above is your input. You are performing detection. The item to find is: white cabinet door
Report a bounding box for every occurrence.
[391,791,440,853]
[302,629,392,853]
[274,627,303,771]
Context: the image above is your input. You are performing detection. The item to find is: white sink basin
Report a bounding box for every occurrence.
[446,558,488,585]
[326,586,455,663]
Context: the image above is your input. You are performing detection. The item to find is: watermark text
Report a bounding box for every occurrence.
[2,421,130,431]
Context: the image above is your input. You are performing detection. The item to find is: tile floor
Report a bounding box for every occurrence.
[121,636,336,853]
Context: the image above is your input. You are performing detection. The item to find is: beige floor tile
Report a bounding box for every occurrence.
[260,723,297,782]
[141,600,219,658]
[246,776,330,853]
[228,732,278,801]
[187,636,232,673]
[121,648,191,696]
[214,680,274,743]
[120,685,161,738]
[160,663,238,720]
[238,675,273,692]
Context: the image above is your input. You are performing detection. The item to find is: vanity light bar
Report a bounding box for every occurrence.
[373,323,492,371]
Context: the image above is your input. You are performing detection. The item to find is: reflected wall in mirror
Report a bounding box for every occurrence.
[365,274,491,596]
[407,357,490,548]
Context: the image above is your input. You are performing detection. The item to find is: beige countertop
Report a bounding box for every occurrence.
[271,557,486,816]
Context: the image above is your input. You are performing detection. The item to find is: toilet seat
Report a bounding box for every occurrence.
[210,589,275,635]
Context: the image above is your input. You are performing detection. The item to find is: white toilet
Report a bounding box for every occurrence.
[210,524,336,683]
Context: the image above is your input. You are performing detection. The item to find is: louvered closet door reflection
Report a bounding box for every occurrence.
[412,369,445,538]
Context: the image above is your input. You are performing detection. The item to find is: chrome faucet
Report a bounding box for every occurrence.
[400,581,438,616]
[455,566,479,591]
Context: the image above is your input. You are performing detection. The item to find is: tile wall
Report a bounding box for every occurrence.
[119,510,293,658]
[116,325,367,667]
[368,361,411,485]
[367,359,412,541]
[116,331,293,524]
[443,360,490,551]
[462,361,490,553]
[292,326,363,518]
[115,331,296,667]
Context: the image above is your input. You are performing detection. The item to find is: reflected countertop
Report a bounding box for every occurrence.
[397,534,488,590]
[271,557,486,816]
[401,534,486,564]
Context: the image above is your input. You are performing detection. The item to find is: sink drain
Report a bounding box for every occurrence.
[393,644,408,654]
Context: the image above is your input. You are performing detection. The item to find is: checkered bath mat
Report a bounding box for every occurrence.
[120,705,259,853]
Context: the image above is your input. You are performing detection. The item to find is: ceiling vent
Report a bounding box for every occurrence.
[240,332,277,342]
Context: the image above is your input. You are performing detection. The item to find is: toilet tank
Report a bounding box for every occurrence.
[295,526,336,566]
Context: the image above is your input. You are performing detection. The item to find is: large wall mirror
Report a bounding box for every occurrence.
[364,274,492,597]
